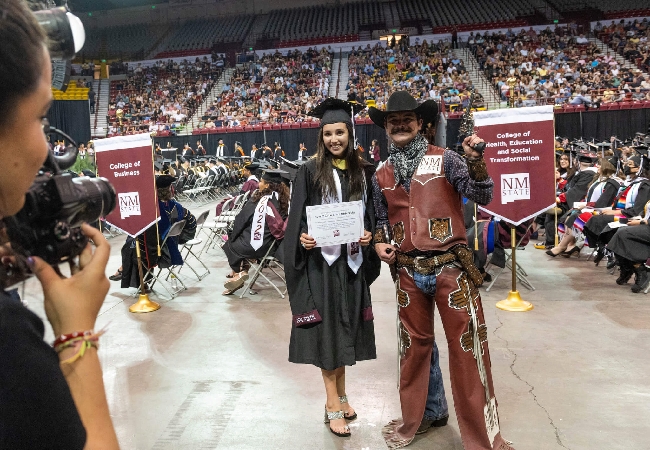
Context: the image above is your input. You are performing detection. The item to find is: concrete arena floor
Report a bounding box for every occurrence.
[22,202,650,450]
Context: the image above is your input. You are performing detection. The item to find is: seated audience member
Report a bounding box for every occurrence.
[114,175,196,287]
[222,170,289,295]
[546,158,621,257]
[609,199,650,293]
[583,153,650,265]
[240,162,260,194]
[541,150,599,250]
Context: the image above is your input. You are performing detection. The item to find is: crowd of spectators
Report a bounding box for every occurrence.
[346,38,484,115]
[469,24,650,108]
[195,47,332,129]
[106,57,221,137]
[595,18,650,72]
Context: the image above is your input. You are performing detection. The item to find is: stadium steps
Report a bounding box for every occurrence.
[383,2,399,30]
[92,79,110,138]
[145,25,174,60]
[185,68,233,135]
[329,56,340,97]
[453,48,502,110]
[589,37,636,70]
[243,14,271,50]
[337,52,349,100]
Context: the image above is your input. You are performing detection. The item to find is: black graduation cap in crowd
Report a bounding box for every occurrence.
[156,175,176,188]
[261,169,289,184]
[308,98,365,127]
[577,149,598,163]
[245,162,260,171]
[81,169,96,178]
[154,161,164,172]
[178,156,188,164]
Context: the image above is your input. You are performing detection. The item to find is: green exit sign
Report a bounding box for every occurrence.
[554,19,559,23]
[392,29,397,33]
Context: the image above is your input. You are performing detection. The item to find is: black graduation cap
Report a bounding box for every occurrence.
[245,162,260,171]
[178,156,188,164]
[261,169,288,184]
[577,149,598,163]
[156,175,176,188]
[208,158,217,164]
[154,161,164,171]
[308,98,365,127]
[81,169,96,178]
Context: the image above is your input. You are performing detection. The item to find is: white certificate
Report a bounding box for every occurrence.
[306,200,364,247]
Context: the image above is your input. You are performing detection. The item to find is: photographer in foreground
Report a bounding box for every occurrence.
[0,1,119,448]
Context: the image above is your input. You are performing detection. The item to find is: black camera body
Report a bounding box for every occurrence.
[4,155,116,265]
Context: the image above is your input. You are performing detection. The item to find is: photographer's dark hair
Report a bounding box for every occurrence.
[251,182,290,217]
[314,123,365,200]
[0,0,47,128]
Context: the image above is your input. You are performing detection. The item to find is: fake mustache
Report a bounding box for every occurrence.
[390,127,412,134]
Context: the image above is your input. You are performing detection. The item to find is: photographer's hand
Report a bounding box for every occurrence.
[29,223,110,337]
[28,223,119,449]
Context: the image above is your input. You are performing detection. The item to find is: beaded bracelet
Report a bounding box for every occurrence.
[59,340,99,366]
[53,328,106,366]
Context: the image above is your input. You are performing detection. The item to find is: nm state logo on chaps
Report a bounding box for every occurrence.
[500,173,530,204]
[118,192,141,219]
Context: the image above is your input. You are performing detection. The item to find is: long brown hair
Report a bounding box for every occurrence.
[313,123,365,199]
[251,181,290,217]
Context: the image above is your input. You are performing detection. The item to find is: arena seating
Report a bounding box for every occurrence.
[194,48,331,130]
[595,19,650,72]
[82,23,168,60]
[53,84,89,101]
[346,41,486,113]
[395,0,536,30]
[157,15,254,55]
[262,3,371,43]
[105,58,221,137]
[469,25,650,108]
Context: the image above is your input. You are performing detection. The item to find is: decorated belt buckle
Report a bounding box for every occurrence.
[432,255,440,267]
[414,256,426,273]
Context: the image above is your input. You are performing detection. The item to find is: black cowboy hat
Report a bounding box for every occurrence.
[368,91,439,129]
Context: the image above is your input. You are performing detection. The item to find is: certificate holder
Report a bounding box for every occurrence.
[306,200,364,247]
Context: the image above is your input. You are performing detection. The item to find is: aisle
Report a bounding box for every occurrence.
[21,213,650,449]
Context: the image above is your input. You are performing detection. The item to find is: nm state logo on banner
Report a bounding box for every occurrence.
[118,192,141,219]
[501,173,530,204]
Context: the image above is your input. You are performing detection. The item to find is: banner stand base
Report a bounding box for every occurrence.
[129,294,161,313]
[496,290,533,312]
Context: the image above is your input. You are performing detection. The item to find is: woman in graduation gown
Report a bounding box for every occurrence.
[284,99,381,438]
[546,158,621,257]
[221,169,290,294]
[609,199,650,293]
[583,154,650,265]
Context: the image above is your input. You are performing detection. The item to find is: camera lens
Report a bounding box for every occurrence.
[66,177,116,227]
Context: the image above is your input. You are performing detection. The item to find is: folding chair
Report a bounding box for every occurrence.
[485,222,536,292]
[239,240,287,299]
[177,210,211,280]
[144,220,188,299]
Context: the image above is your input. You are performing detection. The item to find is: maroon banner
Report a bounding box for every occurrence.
[94,134,158,237]
[474,107,556,225]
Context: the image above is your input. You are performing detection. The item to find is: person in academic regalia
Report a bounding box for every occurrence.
[297,142,308,161]
[240,162,260,194]
[221,169,290,294]
[273,142,284,160]
[584,152,650,266]
[284,98,380,438]
[609,197,650,293]
[115,175,197,288]
[216,139,228,157]
[546,158,622,257]
[541,149,599,251]
[234,141,245,157]
[250,144,259,160]
[262,143,273,160]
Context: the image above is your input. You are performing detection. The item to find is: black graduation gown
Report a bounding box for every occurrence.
[584,179,650,246]
[608,224,650,263]
[564,178,621,228]
[285,159,381,370]
[222,196,285,269]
